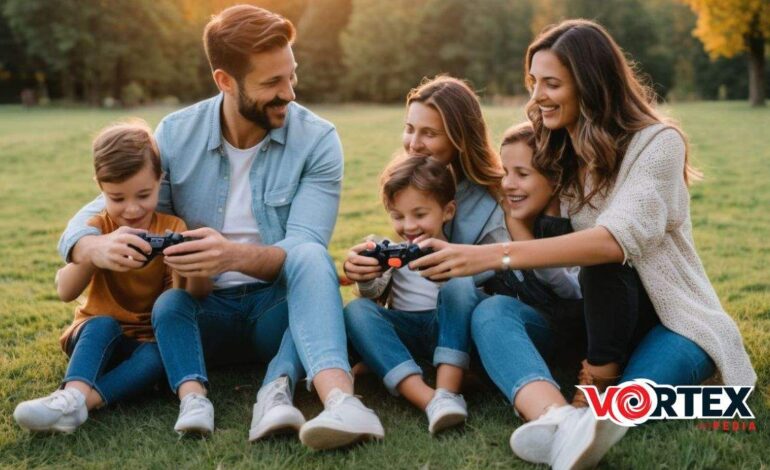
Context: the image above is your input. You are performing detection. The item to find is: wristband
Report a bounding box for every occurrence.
[501,242,511,271]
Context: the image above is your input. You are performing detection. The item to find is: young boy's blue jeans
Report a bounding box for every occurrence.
[344,276,480,395]
[64,316,165,406]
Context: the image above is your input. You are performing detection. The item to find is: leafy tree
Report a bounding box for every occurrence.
[683,0,770,106]
[294,0,352,102]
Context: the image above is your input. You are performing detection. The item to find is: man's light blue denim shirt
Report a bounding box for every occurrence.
[58,94,344,262]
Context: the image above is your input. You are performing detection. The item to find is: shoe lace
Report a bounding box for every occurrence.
[47,390,79,414]
[265,382,291,408]
[182,394,209,413]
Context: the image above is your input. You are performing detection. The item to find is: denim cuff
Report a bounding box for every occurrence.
[61,376,96,390]
[304,360,352,392]
[383,360,422,396]
[510,374,560,417]
[433,347,470,370]
[171,374,209,394]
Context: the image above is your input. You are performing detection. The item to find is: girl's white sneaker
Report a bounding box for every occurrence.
[14,388,88,433]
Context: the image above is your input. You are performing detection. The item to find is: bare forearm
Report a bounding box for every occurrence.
[70,235,98,265]
[229,243,287,282]
[56,263,96,302]
[481,226,624,271]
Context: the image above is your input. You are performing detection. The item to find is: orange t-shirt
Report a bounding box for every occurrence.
[59,211,187,351]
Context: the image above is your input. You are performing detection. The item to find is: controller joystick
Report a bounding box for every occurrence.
[129,230,194,264]
[360,239,433,270]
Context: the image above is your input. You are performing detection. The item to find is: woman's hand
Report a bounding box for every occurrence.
[343,241,383,282]
[409,237,492,280]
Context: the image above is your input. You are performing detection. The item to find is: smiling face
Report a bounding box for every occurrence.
[529,50,580,136]
[402,102,457,166]
[232,45,297,130]
[387,186,455,243]
[500,141,555,223]
[100,163,160,229]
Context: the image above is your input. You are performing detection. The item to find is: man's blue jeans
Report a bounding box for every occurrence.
[471,295,716,405]
[344,276,480,395]
[64,316,165,406]
[151,242,350,394]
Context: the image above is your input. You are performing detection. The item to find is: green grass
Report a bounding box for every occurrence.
[0,102,768,468]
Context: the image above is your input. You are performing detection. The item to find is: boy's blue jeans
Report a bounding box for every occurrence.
[344,276,480,395]
[471,295,716,405]
[151,242,350,395]
[64,316,165,406]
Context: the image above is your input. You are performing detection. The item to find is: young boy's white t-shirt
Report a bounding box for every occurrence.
[390,267,441,312]
[215,137,267,289]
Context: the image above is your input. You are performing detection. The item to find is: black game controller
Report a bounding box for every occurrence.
[130,230,193,264]
[360,239,433,270]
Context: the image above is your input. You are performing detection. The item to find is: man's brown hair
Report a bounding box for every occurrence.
[203,4,296,81]
[380,154,456,209]
[93,120,161,184]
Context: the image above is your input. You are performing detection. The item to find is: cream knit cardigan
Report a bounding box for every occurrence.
[566,124,756,386]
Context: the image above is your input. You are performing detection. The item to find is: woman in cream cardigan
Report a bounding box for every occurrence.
[409,19,756,470]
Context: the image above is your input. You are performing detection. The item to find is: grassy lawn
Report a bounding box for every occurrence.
[0,101,767,468]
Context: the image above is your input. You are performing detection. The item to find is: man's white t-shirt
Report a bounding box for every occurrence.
[215,137,267,289]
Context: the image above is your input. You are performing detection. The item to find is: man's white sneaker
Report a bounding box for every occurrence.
[299,388,384,450]
[510,404,581,464]
[550,405,629,470]
[426,388,467,435]
[174,392,214,435]
[249,376,305,442]
[14,388,87,433]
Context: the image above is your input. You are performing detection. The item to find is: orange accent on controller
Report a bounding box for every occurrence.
[388,258,403,268]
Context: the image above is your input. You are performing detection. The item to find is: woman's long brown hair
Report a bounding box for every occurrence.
[525,19,699,211]
[407,76,504,199]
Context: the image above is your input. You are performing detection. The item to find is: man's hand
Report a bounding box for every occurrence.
[163,227,235,278]
[73,226,151,272]
[343,241,383,282]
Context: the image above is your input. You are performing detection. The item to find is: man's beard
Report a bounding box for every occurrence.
[237,82,290,131]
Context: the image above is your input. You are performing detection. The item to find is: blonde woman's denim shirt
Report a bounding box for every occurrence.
[58,94,344,263]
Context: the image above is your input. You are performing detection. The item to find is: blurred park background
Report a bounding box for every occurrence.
[1,0,768,107]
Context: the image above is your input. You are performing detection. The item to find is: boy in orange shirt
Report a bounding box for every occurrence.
[14,120,208,433]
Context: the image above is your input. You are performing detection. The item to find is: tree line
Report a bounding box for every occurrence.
[0,0,767,106]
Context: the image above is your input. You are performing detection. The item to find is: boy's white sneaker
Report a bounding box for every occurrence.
[174,392,214,435]
[549,404,629,470]
[510,404,581,464]
[299,388,384,450]
[14,388,88,433]
[426,388,467,434]
[249,376,305,442]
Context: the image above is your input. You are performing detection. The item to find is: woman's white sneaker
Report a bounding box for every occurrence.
[426,388,468,434]
[299,388,384,450]
[249,376,305,442]
[174,392,214,435]
[549,405,629,470]
[14,388,87,433]
[510,404,581,464]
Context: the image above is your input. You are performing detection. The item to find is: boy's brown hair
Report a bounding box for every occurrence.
[380,154,456,209]
[93,120,161,184]
[203,5,296,81]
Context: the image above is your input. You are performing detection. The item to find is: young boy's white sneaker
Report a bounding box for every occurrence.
[299,388,384,450]
[549,405,629,470]
[510,404,581,464]
[14,388,87,433]
[174,392,214,435]
[249,376,305,442]
[426,388,467,435]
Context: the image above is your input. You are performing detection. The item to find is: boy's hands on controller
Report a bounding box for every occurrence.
[343,241,384,282]
[88,226,151,272]
[162,227,231,278]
